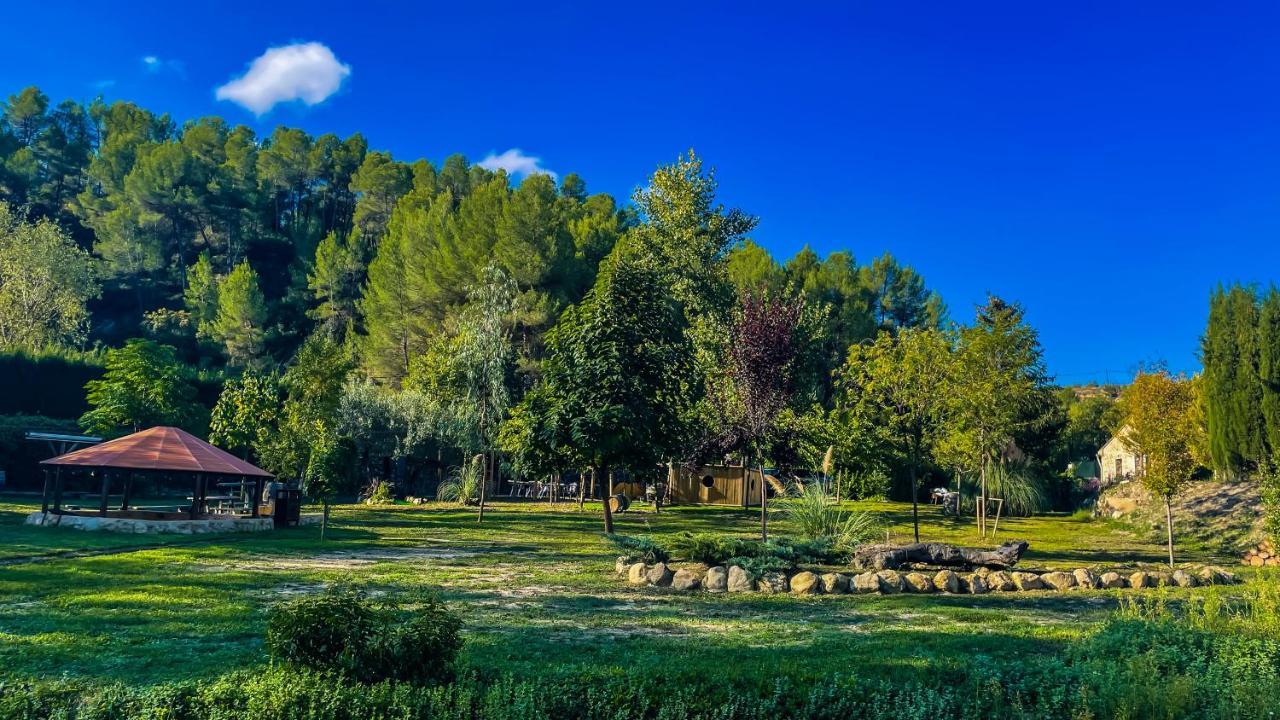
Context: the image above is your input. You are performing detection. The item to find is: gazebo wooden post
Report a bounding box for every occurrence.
[251,475,263,517]
[52,467,63,513]
[189,474,201,519]
[98,469,111,516]
[41,468,51,513]
[121,471,133,512]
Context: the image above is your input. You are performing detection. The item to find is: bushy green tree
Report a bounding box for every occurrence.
[257,334,355,482]
[841,328,952,541]
[1120,370,1202,567]
[301,420,351,540]
[528,247,695,532]
[940,297,1053,536]
[80,339,204,435]
[0,202,99,349]
[209,371,280,460]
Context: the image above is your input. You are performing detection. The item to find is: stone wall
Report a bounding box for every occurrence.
[26,511,276,534]
[614,558,1239,594]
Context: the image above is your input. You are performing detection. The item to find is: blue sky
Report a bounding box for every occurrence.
[5,2,1280,384]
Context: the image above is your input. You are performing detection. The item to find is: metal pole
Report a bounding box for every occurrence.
[52,467,63,513]
[41,468,50,513]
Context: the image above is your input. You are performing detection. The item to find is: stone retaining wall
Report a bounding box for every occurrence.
[615,558,1239,594]
[26,511,276,534]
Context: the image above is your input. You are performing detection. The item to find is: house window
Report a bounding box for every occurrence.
[1115,458,1122,478]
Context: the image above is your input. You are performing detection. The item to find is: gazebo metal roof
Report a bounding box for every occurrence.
[41,426,272,477]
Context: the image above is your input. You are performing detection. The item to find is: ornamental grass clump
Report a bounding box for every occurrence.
[785,482,878,552]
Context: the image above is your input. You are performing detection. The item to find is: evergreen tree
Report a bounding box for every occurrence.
[308,231,363,338]
[184,253,219,340]
[1259,287,1280,458]
[211,261,268,368]
[1202,285,1264,473]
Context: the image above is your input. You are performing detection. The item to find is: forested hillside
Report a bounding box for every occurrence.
[0,85,942,384]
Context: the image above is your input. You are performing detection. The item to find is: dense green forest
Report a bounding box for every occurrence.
[0,85,944,378]
[0,85,1118,515]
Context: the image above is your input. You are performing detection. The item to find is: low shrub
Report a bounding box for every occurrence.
[666,532,754,565]
[265,586,462,686]
[607,534,669,564]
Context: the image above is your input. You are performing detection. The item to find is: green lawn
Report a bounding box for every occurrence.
[0,495,1252,687]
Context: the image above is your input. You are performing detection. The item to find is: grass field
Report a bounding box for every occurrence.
[0,493,1254,692]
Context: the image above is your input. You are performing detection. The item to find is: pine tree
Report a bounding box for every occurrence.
[211,261,268,368]
[184,253,219,340]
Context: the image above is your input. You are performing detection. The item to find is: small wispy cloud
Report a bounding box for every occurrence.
[93,79,116,90]
[477,149,557,180]
[141,55,184,75]
[215,42,351,115]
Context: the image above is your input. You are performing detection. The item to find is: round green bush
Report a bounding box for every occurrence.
[265,586,463,686]
[265,586,377,677]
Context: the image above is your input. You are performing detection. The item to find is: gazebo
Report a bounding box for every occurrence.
[39,426,273,521]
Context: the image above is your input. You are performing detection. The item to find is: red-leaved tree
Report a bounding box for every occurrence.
[723,291,806,539]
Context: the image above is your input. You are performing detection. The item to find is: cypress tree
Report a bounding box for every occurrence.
[1228,286,1264,467]
[1260,287,1280,457]
[1202,286,1236,472]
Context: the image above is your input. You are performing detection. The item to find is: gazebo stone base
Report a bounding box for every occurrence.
[26,511,275,534]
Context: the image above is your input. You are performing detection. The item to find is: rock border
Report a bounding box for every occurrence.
[614,558,1239,594]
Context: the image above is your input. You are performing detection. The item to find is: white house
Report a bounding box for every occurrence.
[1097,425,1143,485]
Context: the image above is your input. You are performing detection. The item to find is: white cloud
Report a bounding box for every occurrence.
[216,42,351,115]
[141,55,183,75]
[477,149,557,180]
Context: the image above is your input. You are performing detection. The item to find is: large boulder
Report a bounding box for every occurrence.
[933,569,961,594]
[1012,572,1045,591]
[704,566,729,593]
[790,571,820,595]
[1099,572,1127,589]
[645,563,674,587]
[1197,566,1238,585]
[852,571,880,594]
[820,573,848,594]
[986,571,1015,592]
[1072,568,1099,589]
[1171,569,1198,588]
[727,565,755,593]
[875,570,905,594]
[758,571,789,594]
[1150,572,1172,588]
[965,574,989,594]
[627,563,648,584]
[672,568,701,591]
[1129,571,1152,589]
[904,572,934,593]
[1041,571,1077,591]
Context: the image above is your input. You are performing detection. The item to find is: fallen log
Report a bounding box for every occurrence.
[851,540,1029,571]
